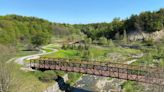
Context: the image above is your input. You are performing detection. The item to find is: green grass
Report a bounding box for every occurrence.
[121,81,144,92]
[6,63,53,92]
[108,77,112,80]
[43,45,142,62]
[122,42,164,92]
[43,49,79,59]
[16,50,38,57]
[42,48,53,52]
[88,46,142,62]
[66,72,82,86]
[132,43,164,67]
[44,44,62,49]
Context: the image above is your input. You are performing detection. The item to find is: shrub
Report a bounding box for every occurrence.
[39,70,57,82]
[99,37,108,45]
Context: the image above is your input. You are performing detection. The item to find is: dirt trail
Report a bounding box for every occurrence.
[12,44,58,72]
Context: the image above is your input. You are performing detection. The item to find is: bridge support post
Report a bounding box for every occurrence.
[118,68,119,78]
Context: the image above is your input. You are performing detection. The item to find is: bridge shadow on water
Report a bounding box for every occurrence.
[55,76,91,92]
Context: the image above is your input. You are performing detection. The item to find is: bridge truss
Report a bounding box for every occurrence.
[30,58,164,86]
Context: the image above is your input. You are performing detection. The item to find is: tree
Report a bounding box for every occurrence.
[111,18,124,32]
[115,32,120,40]
[123,30,128,44]
[108,39,115,47]
[84,37,92,44]
[31,32,51,48]
[99,37,108,45]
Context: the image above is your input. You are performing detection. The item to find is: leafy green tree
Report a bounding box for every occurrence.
[31,32,51,48]
[84,37,92,44]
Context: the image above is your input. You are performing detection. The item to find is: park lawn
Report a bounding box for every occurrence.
[43,49,79,59]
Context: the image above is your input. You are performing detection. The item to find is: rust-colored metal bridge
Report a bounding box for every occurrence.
[30,58,164,86]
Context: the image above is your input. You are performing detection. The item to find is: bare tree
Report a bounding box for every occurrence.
[134,21,145,41]
[0,44,16,92]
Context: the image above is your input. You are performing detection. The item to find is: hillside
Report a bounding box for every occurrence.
[0,8,164,46]
[0,15,81,46]
[0,15,52,45]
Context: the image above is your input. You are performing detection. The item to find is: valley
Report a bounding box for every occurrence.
[0,7,164,92]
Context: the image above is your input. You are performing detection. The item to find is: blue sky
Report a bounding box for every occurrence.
[0,0,164,24]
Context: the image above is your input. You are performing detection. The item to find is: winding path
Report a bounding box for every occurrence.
[14,44,58,71]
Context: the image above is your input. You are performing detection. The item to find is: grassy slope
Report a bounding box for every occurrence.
[9,64,53,92]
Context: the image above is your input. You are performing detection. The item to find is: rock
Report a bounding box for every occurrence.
[127,30,164,41]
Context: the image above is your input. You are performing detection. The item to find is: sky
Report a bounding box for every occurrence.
[0,0,164,24]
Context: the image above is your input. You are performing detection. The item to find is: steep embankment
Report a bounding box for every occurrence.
[128,30,164,41]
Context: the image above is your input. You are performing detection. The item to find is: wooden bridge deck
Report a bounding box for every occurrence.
[30,58,164,86]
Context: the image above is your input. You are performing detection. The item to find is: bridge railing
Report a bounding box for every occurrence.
[29,57,164,85]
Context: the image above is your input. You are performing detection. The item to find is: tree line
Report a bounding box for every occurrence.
[76,8,164,40]
[0,8,163,46]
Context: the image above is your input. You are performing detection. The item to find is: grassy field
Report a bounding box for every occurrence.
[43,45,142,63]
[43,49,79,58]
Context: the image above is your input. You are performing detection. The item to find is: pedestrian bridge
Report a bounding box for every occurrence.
[30,57,164,86]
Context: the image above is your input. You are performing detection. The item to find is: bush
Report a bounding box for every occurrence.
[62,44,67,50]
[67,72,82,85]
[108,39,115,47]
[39,70,57,82]
[99,37,108,45]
